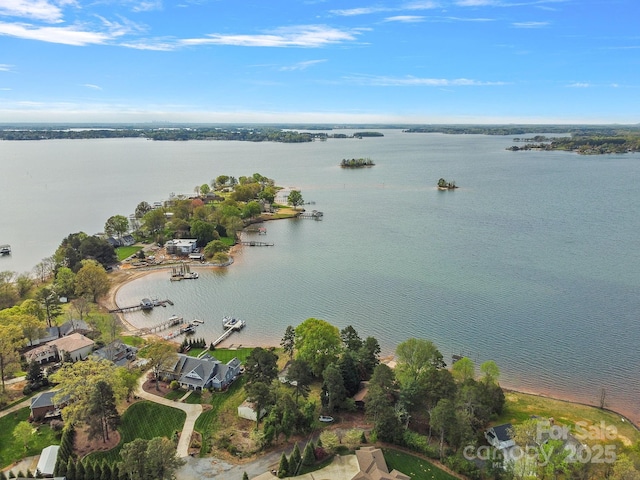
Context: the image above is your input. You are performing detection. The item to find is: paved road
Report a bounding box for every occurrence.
[135,373,203,458]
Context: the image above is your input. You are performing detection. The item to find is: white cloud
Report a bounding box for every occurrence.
[132,1,163,12]
[567,82,590,88]
[120,39,175,51]
[347,74,507,86]
[0,21,109,45]
[330,7,392,16]
[456,0,500,5]
[181,25,362,48]
[0,0,65,23]
[384,15,425,23]
[0,64,14,71]
[280,59,327,71]
[512,21,549,28]
[82,84,102,90]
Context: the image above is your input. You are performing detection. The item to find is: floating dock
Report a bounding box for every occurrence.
[164,320,199,340]
[170,263,199,281]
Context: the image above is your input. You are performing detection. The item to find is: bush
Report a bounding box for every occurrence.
[170,380,180,390]
[402,430,439,459]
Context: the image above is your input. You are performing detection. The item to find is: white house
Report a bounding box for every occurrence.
[237,399,266,422]
[49,333,94,362]
[165,239,198,255]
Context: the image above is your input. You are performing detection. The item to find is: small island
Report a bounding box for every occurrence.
[340,157,375,168]
[437,178,458,190]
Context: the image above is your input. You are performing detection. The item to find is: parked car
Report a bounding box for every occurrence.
[319,415,334,423]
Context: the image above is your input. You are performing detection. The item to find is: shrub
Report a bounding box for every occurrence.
[170,380,180,390]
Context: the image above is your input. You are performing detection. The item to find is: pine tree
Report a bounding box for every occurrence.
[100,462,111,480]
[277,452,289,479]
[360,431,367,443]
[66,457,76,480]
[289,443,302,476]
[242,473,249,480]
[302,441,315,466]
[83,460,94,480]
[75,458,85,480]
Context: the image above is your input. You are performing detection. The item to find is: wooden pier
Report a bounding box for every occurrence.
[240,241,274,247]
[109,298,173,313]
[210,317,246,348]
[141,315,183,335]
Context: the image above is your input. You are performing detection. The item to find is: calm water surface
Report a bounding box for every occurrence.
[2,131,639,423]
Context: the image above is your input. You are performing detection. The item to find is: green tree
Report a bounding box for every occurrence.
[343,429,364,451]
[431,398,457,459]
[277,452,289,479]
[244,347,279,385]
[285,359,313,403]
[451,357,475,383]
[203,240,230,259]
[0,324,24,392]
[135,201,152,218]
[104,215,129,239]
[289,443,302,476]
[143,340,178,391]
[319,431,339,455]
[75,260,110,302]
[13,421,34,451]
[245,381,273,428]
[395,338,446,384]
[145,437,185,480]
[242,201,262,219]
[287,190,304,210]
[358,336,381,378]
[323,363,347,412]
[480,360,501,384]
[199,183,211,196]
[280,325,295,360]
[190,220,217,248]
[142,208,167,234]
[54,267,76,298]
[302,441,315,466]
[119,438,148,480]
[294,318,342,377]
[340,325,363,351]
[87,380,120,443]
[50,357,126,425]
[36,286,61,328]
[339,352,361,397]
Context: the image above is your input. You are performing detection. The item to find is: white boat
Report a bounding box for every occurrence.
[0,244,10,255]
[222,316,246,330]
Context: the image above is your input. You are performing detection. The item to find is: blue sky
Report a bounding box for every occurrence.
[0,0,638,124]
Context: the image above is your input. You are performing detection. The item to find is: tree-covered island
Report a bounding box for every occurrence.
[437,178,458,190]
[340,157,375,168]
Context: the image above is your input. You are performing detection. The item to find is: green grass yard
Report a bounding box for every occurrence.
[383,448,459,480]
[0,407,61,469]
[88,401,186,464]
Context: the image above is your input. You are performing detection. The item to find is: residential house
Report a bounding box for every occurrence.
[92,340,137,367]
[106,234,135,247]
[24,344,58,365]
[30,391,67,421]
[49,333,94,362]
[161,353,241,391]
[27,319,91,347]
[165,239,198,256]
[351,446,410,480]
[485,423,516,450]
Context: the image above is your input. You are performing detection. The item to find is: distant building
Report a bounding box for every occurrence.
[92,340,138,367]
[49,333,94,362]
[161,353,241,391]
[237,399,266,422]
[351,446,410,480]
[165,239,198,255]
[30,391,68,421]
[36,445,59,477]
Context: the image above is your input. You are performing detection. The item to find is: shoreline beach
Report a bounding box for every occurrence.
[100,262,640,431]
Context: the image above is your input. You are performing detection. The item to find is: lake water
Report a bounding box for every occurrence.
[1,131,639,424]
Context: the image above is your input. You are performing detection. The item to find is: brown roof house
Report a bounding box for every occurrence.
[24,344,58,365]
[49,333,94,362]
[351,446,410,480]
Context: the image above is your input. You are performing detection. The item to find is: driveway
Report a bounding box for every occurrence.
[135,373,203,457]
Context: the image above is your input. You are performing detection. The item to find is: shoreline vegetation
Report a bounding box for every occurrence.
[2,123,639,154]
[340,157,375,168]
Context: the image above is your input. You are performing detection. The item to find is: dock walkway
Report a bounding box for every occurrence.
[109,298,173,313]
[240,241,274,247]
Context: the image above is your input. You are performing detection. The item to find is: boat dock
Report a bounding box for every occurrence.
[163,320,199,340]
[109,298,173,313]
[170,263,199,281]
[298,210,323,219]
[210,317,246,347]
[240,241,274,247]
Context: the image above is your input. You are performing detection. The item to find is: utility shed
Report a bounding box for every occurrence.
[36,445,60,477]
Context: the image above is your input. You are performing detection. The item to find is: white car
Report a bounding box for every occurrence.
[319,415,334,423]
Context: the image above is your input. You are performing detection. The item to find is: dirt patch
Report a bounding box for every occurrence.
[74,424,121,459]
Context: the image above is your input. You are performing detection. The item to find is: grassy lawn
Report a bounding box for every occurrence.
[209,347,253,364]
[120,335,146,347]
[194,376,247,456]
[0,407,61,469]
[88,401,186,464]
[115,246,141,261]
[495,391,640,446]
[383,448,459,480]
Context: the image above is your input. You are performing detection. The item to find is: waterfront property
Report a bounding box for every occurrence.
[165,239,198,256]
[30,391,68,421]
[48,333,95,362]
[160,353,242,391]
[92,340,138,367]
[485,423,515,450]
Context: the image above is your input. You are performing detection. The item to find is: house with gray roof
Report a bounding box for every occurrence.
[161,353,241,391]
[30,391,68,421]
[92,340,137,367]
